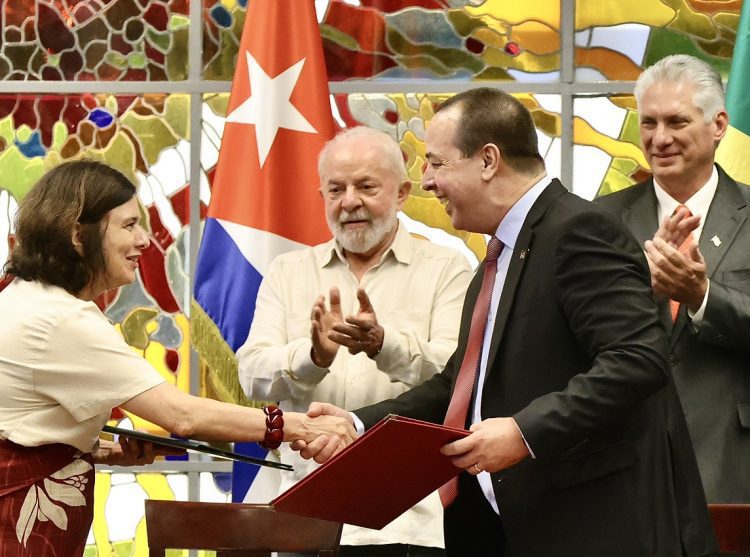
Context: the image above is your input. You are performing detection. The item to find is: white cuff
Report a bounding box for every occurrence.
[687,279,710,323]
[515,420,536,459]
[351,412,366,435]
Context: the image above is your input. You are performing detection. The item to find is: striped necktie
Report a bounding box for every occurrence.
[439,236,503,507]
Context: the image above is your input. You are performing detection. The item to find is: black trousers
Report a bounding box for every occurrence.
[443,472,505,555]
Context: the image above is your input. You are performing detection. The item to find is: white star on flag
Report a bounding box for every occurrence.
[227,51,317,167]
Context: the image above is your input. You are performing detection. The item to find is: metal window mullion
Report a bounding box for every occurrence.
[560,0,575,191]
[98,461,233,473]
[188,0,202,403]
[328,80,635,95]
[187,0,204,518]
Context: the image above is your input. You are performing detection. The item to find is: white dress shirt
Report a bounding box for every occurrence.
[653,165,718,321]
[473,176,549,514]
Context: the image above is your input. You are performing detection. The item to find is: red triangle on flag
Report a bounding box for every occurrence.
[209,0,335,247]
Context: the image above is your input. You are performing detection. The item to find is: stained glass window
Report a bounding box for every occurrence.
[573,95,645,200]
[575,0,738,81]
[203,0,563,81]
[0,1,190,81]
[0,92,192,353]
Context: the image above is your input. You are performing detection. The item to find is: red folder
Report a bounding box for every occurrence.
[271,414,469,529]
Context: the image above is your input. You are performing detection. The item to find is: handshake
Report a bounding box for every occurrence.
[292,402,357,463]
[292,402,530,476]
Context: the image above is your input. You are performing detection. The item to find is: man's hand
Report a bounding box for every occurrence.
[441,417,530,475]
[653,205,700,248]
[310,287,344,367]
[645,237,708,310]
[307,401,353,421]
[329,288,384,358]
[290,402,354,463]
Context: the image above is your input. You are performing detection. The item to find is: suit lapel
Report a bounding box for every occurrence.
[485,225,533,368]
[699,168,748,278]
[673,167,747,341]
[484,180,566,369]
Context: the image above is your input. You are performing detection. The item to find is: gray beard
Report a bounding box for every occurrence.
[328,208,398,254]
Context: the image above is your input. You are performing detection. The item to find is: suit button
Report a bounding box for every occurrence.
[670,355,677,366]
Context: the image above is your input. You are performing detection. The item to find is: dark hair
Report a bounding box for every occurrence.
[437,87,545,174]
[6,160,136,294]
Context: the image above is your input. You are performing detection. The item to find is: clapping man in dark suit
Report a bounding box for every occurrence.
[296,87,716,556]
[597,54,750,505]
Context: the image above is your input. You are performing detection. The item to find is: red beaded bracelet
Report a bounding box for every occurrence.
[259,405,284,450]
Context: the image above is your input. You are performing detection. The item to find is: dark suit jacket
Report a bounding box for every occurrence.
[356,180,717,556]
[597,165,750,503]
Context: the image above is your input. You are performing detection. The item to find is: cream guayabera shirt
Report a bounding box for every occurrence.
[238,223,472,548]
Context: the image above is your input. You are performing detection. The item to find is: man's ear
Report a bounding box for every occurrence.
[713,109,729,143]
[480,143,501,180]
[396,179,412,209]
[71,222,84,257]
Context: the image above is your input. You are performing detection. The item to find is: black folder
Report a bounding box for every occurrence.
[102,425,293,471]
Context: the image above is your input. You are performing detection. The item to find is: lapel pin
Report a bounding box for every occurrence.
[710,235,721,247]
[519,249,528,260]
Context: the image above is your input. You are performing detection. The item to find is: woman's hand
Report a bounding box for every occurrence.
[93,436,185,465]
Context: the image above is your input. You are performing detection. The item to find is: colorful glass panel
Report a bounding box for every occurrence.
[84,471,230,555]
[202,1,562,81]
[0,1,189,81]
[0,93,191,344]
[573,94,647,200]
[575,0,740,80]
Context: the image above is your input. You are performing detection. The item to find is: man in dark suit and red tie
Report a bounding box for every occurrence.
[296,87,717,556]
[597,54,750,506]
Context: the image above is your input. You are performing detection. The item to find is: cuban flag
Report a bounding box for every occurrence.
[192,0,334,503]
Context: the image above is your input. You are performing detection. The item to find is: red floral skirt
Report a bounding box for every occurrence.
[0,439,94,556]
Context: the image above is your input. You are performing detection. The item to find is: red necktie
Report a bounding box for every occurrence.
[439,236,503,508]
[669,204,694,322]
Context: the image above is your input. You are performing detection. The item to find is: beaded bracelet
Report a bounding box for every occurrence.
[259,404,284,450]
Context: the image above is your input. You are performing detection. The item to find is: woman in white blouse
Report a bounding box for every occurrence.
[0,160,355,556]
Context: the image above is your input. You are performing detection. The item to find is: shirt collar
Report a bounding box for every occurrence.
[653,165,718,221]
[494,174,549,250]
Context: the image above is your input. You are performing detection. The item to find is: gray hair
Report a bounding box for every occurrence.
[317,126,407,183]
[634,54,725,122]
